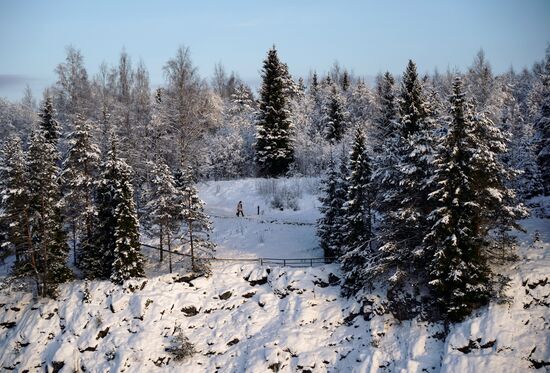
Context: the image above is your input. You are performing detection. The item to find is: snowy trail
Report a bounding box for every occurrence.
[199,178,323,260]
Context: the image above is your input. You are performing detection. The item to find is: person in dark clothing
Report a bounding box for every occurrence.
[236,200,244,217]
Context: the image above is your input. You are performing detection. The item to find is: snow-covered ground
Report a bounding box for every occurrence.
[199,177,323,260]
[0,179,549,372]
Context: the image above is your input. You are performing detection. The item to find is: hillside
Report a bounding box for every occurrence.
[0,179,549,372]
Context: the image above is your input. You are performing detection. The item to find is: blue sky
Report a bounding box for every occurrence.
[1,0,549,100]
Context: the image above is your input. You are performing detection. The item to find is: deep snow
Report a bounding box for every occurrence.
[0,178,549,372]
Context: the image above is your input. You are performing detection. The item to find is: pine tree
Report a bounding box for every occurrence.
[0,136,30,265]
[26,128,72,296]
[425,77,526,321]
[340,128,374,294]
[322,84,348,143]
[255,46,294,177]
[61,114,100,267]
[145,161,182,273]
[176,167,215,274]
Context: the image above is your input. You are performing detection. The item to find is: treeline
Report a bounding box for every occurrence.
[0,44,549,309]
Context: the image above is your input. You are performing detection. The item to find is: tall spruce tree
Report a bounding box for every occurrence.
[62,114,100,267]
[86,138,144,282]
[373,61,433,287]
[400,60,427,138]
[0,136,29,265]
[322,84,348,143]
[317,155,346,259]
[425,78,526,321]
[110,155,144,284]
[373,72,398,149]
[176,167,215,274]
[340,128,374,294]
[25,128,72,296]
[38,97,61,146]
[255,46,294,176]
[335,146,351,253]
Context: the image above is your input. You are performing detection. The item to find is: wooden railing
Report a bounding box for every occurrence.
[140,243,336,267]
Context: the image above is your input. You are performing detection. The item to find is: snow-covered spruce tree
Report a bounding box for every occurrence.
[372,72,398,152]
[86,138,144,282]
[374,61,432,284]
[399,60,427,138]
[534,48,550,195]
[340,128,375,294]
[0,136,29,265]
[176,167,215,274]
[369,62,439,318]
[322,84,348,143]
[317,155,346,259]
[342,70,351,92]
[144,161,182,272]
[109,139,144,284]
[425,77,526,321]
[255,46,294,177]
[38,97,61,146]
[334,145,350,251]
[61,114,100,267]
[26,128,72,296]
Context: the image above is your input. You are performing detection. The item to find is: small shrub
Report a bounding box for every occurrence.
[165,327,195,361]
[94,312,103,328]
[105,349,116,361]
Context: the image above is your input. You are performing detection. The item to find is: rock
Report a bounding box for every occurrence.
[245,268,269,286]
[96,327,110,340]
[227,338,239,346]
[0,322,16,329]
[181,306,199,317]
[328,273,341,285]
[219,291,232,300]
[174,272,201,286]
[455,339,496,354]
[79,345,98,353]
[242,291,256,299]
[312,279,329,288]
[51,361,65,373]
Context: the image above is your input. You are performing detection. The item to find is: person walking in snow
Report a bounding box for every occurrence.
[236,200,244,217]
